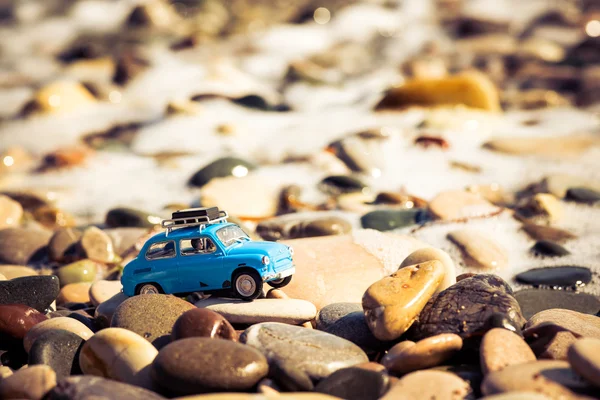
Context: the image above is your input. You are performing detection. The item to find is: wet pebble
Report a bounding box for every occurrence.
[0,195,23,229]
[105,207,161,228]
[480,328,536,375]
[315,367,389,400]
[195,298,317,325]
[56,282,92,305]
[516,266,591,288]
[521,223,577,243]
[567,337,600,387]
[448,229,508,270]
[269,357,314,392]
[429,190,499,220]
[94,292,127,328]
[80,226,116,263]
[530,240,570,257]
[188,157,256,188]
[56,260,98,286]
[29,329,84,379]
[172,308,237,341]
[542,174,600,199]
[565,187,600,203]
[514,289,600,319]
[399,247,457,293]
[45,375,165,400]
[0,304,47,340]
[89,280,122,306]
[48,228,82,262]
[316,302,362,330]
[257,215,351,241]
[0,275,59,312]
[381,370,471,400]
[24,317,93,353]
[0,364,56,400]
[360,209,426,231]
[0,228,52,265]
[319,175,369,195]
[323,310,389,354]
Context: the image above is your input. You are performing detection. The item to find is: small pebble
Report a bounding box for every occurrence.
[360,209,426,231]
[381,370,471,400]
[567,337,600,387]
[80,226,117,263]
[0,364,56,400]
[0,304,48,340]
[56,260,98,286]
[530,240,570,257]
[521,223,577,243]
[24,317,93,353]
[188,157,257,188]
[319,175,369,195]
[516,266,591,288]
[29,329,85,379]
[89,280,122,306]
[448,229,508,270]
[105,207,161,228]
[56,282,92,305]
[172,308,237,341]
[566,187,600,203]
[429,190,499,220]
[480,328,536,375]
[315,367,389,400]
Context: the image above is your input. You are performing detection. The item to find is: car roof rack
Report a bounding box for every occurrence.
[162,207,229,235]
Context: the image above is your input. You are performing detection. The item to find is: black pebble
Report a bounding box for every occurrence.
[188,157,257,188]
[515,289,600,320]
[0,275,59,313]
[319,175,368,195]
[28,329,84,379]
[67,312,99,332]
[315,367,389,400]
[516,266,591,288]
[530,240,570,257]
[566,187,600,203]
[360,209,428,231]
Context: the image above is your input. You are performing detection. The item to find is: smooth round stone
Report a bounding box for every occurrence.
[0,195,23,229]
[382,334,463,375]
[111,294,195,349]
[363,261,445,341]
[0,265,37,279]
[448,229,508,270]
[256,215,352,241]
[269,357,314,392]
[381,370,470,400]
[67,312,99,333]
[429,190,498,220]
[48,228,82,262]
[360,209,426,231]
[522,223,577,243]
[89,280,122,306]
[56,260,98,286]
[566,187,600,203]
[172,308,237,341]
[94,292,128,328]
[57,282,92,305]
[266,289,288,299]
[315,367,389,400]
[567,338,600,387]
[45,376,165,400]
[0,304,47,340]
[105,207,161,228]
[483,135,600,158]
[24,317,93,353]
[516,266,591,288]
[324,310,390,354]
[188,157,257,188]
[530,241,570,257]
[515,289,600,320]
[80,226,117,263]
[0,365,56,400]
[80,327,158,389]
[480,328,536,375]
[151,337,268,395]
[319,175,369,195]
[29,329,84,379]
[240,322,368,380]
[0,228,52,264]
[195,298,317,325]
[0,275,59,313]
[316,303,363,330]
[399,247,456,293]
[105,228,149,256]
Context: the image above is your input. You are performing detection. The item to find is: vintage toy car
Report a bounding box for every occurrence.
[121,207,295,300]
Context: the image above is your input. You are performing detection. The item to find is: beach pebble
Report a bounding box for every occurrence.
[188,157,256,188]
[0,304,48,339]
[56,282,92,305]
[105,207,161,228]
[316,303,362,330]
[24,317,93,353]
[327,135,386,177]
[521,223,577,243]
[528,194,563,222]
[94,292,128,328]
[151,337,268,396]
[0,265,37,279]
[479,393,552,400]
[362,261,445,341]
[515,267,591,289]
[399,247,456,293]
[79,327,158,389]
[240,322,368,380]
[315,367,389,400]
[360,209,426,231]
[0,228,52,265]
[48,228,82,262]
[530,241,570,257]
[29,329,85,379]
[448,229,508,270]
[319,175,369,195]
[46,376,165,400]
[483,135,600,158]
[323,309,389,354]
[0,196,23,229]
[0,275,59,312]
[515,290,600,320]
[257,215,351,241]
[381,370,471,400]
[382,334,463,375]
[542,174,600,199]
[0,364,56,400]
[30,80,95,114]
[80,226,117,263]
[172,308,237,341]
[567,337,600,387]
[56,260,98,286]
[111,294,194,349]
[480,328,536,375]
[105,228,149,256]
[429,190,499,220]
[89,280,122,306]
[566,187,600,203]
[195,298,317,325]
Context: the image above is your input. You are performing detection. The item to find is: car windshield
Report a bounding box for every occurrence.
[216,225,250,247]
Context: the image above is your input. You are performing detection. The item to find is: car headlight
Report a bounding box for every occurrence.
[288,246,294,256]
[262,256,270,265]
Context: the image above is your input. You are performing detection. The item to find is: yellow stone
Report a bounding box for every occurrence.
[32,81,96,114]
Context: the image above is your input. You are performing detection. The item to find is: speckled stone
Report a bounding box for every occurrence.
[480,328,536,375]
[89,280,122,306]
[151,337,268,395]
[515,266,591,289]
[29,329,84,379]
[0,364,56,400]
[316,303,363,330]
[240,322,368,380]
[515,290,600,320]
[0,265,37,279]
[105,207,161,228]
[0,275,59,312]
[111,294,195,349]
[0,228,52,264]
[56,260,98,286]
[48,228,82,262]
[24,317,93,353]
[315,367,389,400]
[188,157,257,188]
[172,308,237,341]
[57,282,92,305]
[45,376,165,400]
[360,209,427,231]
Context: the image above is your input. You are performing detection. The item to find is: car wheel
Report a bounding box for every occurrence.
[233,270,263,301]
[268,275,292,288]
[135,283,162,295]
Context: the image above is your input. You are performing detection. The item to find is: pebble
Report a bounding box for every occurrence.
[172,308,237,341]
[328,135,385,177]
[48,228,82,262]
[56,260,98,286]
[514,290,600,320]
[479,393,552,400]
[382,334,463,375]
[448,229,508,270]
[429,190,499,220]
[319,175,369,195]
[521,223,577,243]
[80,327,158,389]
[315,367,389,400]
[56,282,92,305]
[45,376,165,400]
[30,80,96,114]
[0,303,47,339]
[0,228,52,265]
[195,298,317,325]
[94,292,128,328]
[480,328,536,375]
[483,135,600,158]
[362,261,445,341]
[33,206,76,229]
[256,215,352,241]
[542,174,600,199]
[567,337,600,387]
[399,247,457,293]
[240,322,368,380]
[0,265,37,279]
[323,310,389,354]
[151,337,268,396]
[188,157,257,188]
[111,294,195,349]
[566,187,600,203]
[89,280,122,306]
[80,226,117,263]
[530,240,570,257]
[528,194,563,222]
[105,207,161,228]
[104,228,149,256]
[360,209,426,231]
[0,275,59,312]
[0,195,23,229]
[266,288,288,299]
[24,317,94,353]
[380,370,471,400]
[0,365,57,400]
[29,329,85,379]
[316,303,362,330]
[269,357,314,392]
[516,266,591,288]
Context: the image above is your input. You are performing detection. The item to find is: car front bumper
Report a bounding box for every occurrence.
[263,266,295,282]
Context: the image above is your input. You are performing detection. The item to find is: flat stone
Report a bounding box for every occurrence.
[80,226,117,263]
[48,228,82,262]
[316,303,363,330]
[111,294,195,349]
[542,174,600,199]
[319,175,369,196]
[531,241,570,257]
[567,337,600,387]
[0,365,56,400]
[0,228,52,264]
[566,187,600,203]
[381,370,471,400]
[257,215,352,241]
[516,267,591,289]
[328,134,386,177]
[94,292,128,328]
[429,190,499,220]
[360,209,426,231]
[363,261,445,341]
[240,322,368,380]
[315,367,389,400]
[24,317,93,353]
[515,290,600,320]
[188,157,257,188]
[527,194,563,222]
[0,195,23,229]
[195,298,317,325]
[80,327,158,389]
[89,280,122,306]
[483,135,600,158]
[105,207,161,228]
[479,393,552,400]
[57,282,92,305]
[0,265,37,279]
[521,223,577,243]
[29,329,84,380]
[0,304,48,340]
[448,229,508,270]
[480,328,536,375]
[399,247,456,293]
[172,308,237,341]
[151,337,268,396]
[0,275,59,313]
[45,376,165,400]
[56,260,98,286]
[324,311,390,354]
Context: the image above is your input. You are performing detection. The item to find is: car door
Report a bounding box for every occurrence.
[141,240,178,292]
[177,236,224,292]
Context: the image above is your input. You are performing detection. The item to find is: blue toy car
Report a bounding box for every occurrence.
[121,207,295,300]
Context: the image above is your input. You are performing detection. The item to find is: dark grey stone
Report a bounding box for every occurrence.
[105,207,160,228]
[315,367,389,400]
[530,240,570,257]
[0,275,59,313]
[360,209,427,231]
[316,303,362,330]
[516,266,591,288]
[44,376,165,400]
[188,157,256,188]
[319,175,368,195]
[28,329,84,379]
[324,311,390,354]
[0,228,52,264]
[515,289,600,320]
[566,187,600,203]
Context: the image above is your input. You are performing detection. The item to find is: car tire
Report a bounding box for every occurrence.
[135,282,163,295]
[233,270,263,301]
[268,275,292,288]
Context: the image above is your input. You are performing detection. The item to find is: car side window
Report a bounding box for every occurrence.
[145,241,175,260]
[181,237,217,256]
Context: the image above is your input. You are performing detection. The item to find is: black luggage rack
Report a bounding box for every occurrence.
[162,207,229,235]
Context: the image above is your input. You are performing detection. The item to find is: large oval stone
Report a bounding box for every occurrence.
[89,280,122,306]
[448,229,508,270]
[29,329,85,379]
[399,247,456,294]
[0,304,47,340]
[516,266,591,289]
[515,290,600,320]
[0,364,56,400]
[45,376,165,400]
[0,275,59,312]
[172,308,237,341]
[480,328,536,375]
[24,317,93,353]
[0,228,52,264]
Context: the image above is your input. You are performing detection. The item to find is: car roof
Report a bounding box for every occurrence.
[146,222,236,244]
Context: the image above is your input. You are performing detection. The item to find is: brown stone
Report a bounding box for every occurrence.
[383,334,463,375]
[480,328,536,374]
[0,365,56,400]
[0,304,48,340]
[172,308,237,341]
[56,282,92,305]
